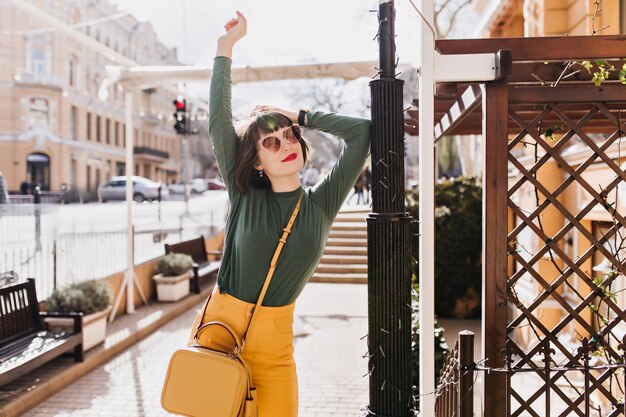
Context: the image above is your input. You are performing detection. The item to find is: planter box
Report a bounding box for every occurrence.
[45,306,112,351]
[153,270,192,302]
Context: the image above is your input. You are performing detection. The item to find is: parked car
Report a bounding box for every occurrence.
[206,178,226,191]
[168,178,208,195]
[98,176,169,203]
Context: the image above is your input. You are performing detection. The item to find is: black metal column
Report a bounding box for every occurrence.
[366,1,413,416]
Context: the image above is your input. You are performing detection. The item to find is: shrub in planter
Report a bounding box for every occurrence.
[406,176,482,318]
[153,253,194,302]
[47,280,112,315]
[156,253,194,277]
[45,280,113,350]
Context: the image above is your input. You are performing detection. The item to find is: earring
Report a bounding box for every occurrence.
[259,169,264,178]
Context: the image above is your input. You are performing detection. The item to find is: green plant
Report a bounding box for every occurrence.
[47,280,112,315]
[579,59,626,86]
[406,176,482,317]
[156,253,194,277]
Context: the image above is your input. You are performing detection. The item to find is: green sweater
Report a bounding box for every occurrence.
[209,56,371,306]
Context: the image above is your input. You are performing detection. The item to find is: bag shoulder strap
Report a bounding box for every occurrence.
[241,192,303,343]
[193,192,303,348]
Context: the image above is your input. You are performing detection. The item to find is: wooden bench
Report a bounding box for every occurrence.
[0,278,83,387]
[164,236,222,294]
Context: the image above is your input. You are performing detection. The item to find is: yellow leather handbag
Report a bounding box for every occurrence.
[161,194,303,417]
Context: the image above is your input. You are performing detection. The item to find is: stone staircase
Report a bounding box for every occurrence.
[310,206,369,283]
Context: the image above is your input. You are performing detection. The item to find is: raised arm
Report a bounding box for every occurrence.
[308,112,371,218]
[208,12,247,195]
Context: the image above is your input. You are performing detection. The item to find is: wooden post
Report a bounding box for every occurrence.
[482,82,509,417]
[458,330,475,417]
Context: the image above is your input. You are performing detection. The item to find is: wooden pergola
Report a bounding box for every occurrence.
[408,35,626,417]
[406,36,626,137]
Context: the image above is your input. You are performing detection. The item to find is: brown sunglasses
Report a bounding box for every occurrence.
[258,125,302,153]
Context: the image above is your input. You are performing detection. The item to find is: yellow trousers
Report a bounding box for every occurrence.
[189,289,298,417]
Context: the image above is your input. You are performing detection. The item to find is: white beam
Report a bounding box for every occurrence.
[418,0,436,416]
[100,61,411,93]
[434,51,502,82]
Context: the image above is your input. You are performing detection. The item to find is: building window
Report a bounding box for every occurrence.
[86,112,91,140]
[68,60,74,86]
[67,55,80,88]
[96,115,101,142]
[123,124,126,147]
[70,105,78,140]
[71,158,77,187]
[116,162,125,176]
[28,97,49,128]
[106,118,110,144]
[30,49,45,75]
[115,121,120,146]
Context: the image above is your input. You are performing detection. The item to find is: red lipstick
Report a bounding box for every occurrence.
[282,153,297,162]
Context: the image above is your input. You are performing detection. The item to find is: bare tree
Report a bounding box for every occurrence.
[434,0,473,39]
[298,79,349,114]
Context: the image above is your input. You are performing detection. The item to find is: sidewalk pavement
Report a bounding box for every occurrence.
[1,282,369,417]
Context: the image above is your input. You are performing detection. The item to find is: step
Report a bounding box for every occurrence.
[328,230,367,239]
[338,207,370,214]
[309,272,368,284]
[319,254,368,265]
[325,238,368,247]
[331,222,367,232]
[334,215,368,223]
[315,264,368,274]
[323,246,368,256]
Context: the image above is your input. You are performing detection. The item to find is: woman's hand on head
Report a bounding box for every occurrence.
[251,105,298,124]
[216,11,247,58]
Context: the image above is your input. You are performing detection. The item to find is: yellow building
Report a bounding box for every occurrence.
[0,0,196,200]
[473,0,622,37]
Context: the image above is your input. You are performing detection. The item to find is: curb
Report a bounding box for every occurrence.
[0,287,212,417]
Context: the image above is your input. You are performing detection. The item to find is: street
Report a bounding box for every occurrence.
[0,192,229,298]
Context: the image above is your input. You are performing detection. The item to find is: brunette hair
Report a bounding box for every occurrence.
[234,112,309,194]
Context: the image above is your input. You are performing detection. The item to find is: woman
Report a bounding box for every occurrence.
[191,11,370,416]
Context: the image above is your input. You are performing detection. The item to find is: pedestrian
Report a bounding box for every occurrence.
[0,172,8,204]
[188,11,370,417]
[20,177,30,195]
[352,172,364,205]
[363,166,372,203]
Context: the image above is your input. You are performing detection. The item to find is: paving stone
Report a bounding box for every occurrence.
[19,283,369,416]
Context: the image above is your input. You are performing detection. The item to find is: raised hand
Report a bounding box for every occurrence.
[217,11,247,58]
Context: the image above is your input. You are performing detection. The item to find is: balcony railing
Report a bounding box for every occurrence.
[133,147,169,160]
[14,68,63,87]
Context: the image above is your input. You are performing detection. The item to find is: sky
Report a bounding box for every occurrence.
[108,0,428,115]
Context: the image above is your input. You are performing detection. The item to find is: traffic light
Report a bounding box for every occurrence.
[173,98,186,135]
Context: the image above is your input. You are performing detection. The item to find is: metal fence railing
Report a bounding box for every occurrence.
[0,192,229,300]
[435,331,475,417]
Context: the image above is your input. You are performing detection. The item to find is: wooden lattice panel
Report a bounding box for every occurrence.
[506,96,626,416]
